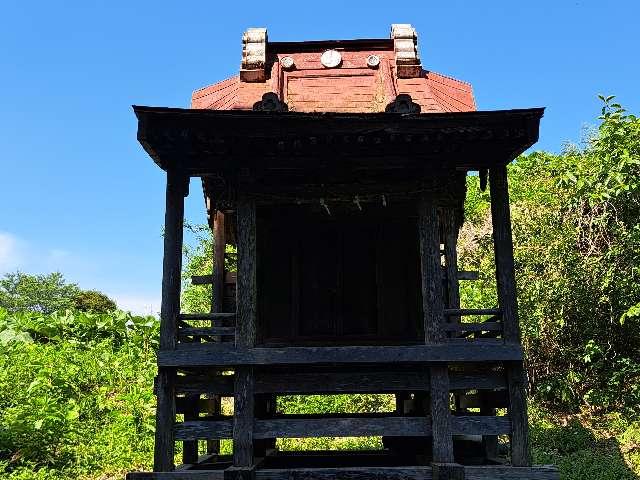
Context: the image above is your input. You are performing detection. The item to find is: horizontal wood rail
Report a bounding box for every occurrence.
[443,308,501,316]
[127,465,560,479]
[443,322,502,332]
[174,370,507,396]
[191,271,237,285]
[179,327,236,337]
[173,415,511,440]
[158,343,522,367]
[457,270,480,281]
[178,313,236,321]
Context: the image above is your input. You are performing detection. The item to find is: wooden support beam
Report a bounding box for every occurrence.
[234,197,257,468]
[174,370,507,396]
[127,464,560,480]
[442,322,502,332]
[432,462,465,480]
[158,343,523,367]
[173,415,510,440]
[489,165,531,467]
[154,168,188,472]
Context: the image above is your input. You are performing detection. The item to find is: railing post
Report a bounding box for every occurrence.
[232,196,257,472]
[489,165,531,467]
[154,167,188,472]
[418,195,455,465]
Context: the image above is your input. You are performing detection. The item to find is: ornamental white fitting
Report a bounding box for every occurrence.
[366,54,380,68]
[280,56,295,70]
[321,49,342,68]
[390,24,422,78]
[241,27,267,82]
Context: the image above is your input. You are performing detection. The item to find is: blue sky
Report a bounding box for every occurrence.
[1,1,638,314]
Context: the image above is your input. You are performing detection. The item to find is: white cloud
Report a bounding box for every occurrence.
[110,293,160,316]
[0,232,24,271]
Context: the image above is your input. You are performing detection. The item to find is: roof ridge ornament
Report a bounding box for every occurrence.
[241,27,267,82]
[391,24,422,78]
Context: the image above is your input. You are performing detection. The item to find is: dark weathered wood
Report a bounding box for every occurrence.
[224,466,255,480]
[182,393,199,464]
[154,168,188,472]
[432,463,465,480]
[489,166,519,344]
[212,210,226,314]
[175,415,434,440]
[176,374,235,395]
[463,465,559,480]
[489,166,530,466]
[457,271,479,281]
[174,369,505,396]
[160,168,187,351]
[506,362,531,467]
[234,197,257,467]
[158,343,523,367]
[256,370,430,393]
[127,465,559,480]
[179,327,236,337]
[479,391,499,461]
[154,370,177,471]
[451,416,511,435]
[442,208,461,327]
[442,322,502,332]
[419,197,445,342]
[256,415,432,438]
[430,366,454,462]
[191,274,214,285]
[134,106,544,174]
[443,309,501,317]
[236,197,257,347]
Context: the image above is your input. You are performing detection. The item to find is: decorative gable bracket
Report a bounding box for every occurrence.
[391,24,422,78]
[240,27,267,82]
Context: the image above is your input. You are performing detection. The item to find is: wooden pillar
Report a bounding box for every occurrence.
[418,196,454,464]
[154,168,188,472]
[212,211,226,315]
[206,210,226,455]
[442,208,461,327]
[233,197,256,469]
[489,165,531,467]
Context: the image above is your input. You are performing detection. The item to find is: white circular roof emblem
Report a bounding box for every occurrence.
[320,49,342,68]
[367,54,380,68]
[280,56,295,69]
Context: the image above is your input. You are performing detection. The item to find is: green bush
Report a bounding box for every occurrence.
[0,308,158,479]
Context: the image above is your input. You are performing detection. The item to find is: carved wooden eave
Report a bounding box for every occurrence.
[133,106,544,174]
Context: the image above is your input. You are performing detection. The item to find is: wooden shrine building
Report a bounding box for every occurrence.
[128,25,557,480]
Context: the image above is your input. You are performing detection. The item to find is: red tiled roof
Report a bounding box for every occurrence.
[191,30,475,114]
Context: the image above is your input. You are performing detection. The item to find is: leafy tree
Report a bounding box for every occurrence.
[0,272,79,314]
[460,97,640,414]
[73,289,117,313]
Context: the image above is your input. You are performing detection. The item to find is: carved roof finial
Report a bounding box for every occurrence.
[391,24,422,78]
[241,27,267,82]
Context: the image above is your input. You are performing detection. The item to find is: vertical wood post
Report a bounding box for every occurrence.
[154,168,188,472]
[489,165,531,467]
[206,210,226,455]
[233,197,256,468]
[212,211,226,315]
[442,208,461,327]
[419,196,454,464]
